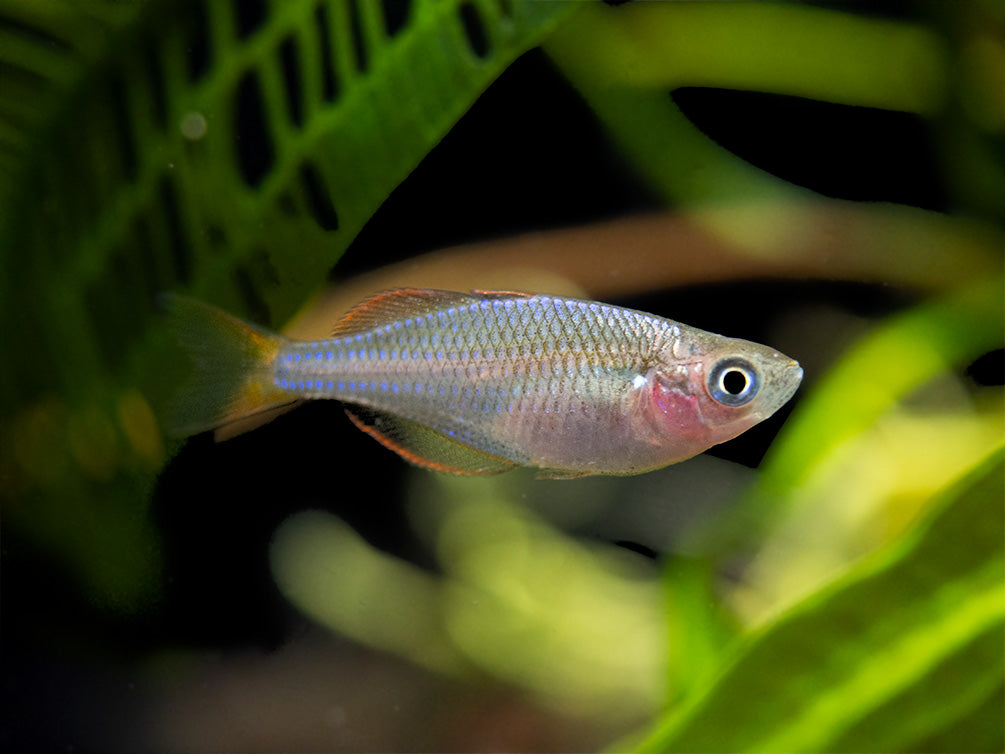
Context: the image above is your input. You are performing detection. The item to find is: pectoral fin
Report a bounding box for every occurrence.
[345,408,518,475]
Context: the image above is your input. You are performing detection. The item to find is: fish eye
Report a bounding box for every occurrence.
[708,357,760,407]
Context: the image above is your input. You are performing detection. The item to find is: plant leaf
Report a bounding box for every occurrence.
[544,2,946,206]
[679,279,1004,618]
[758,280,1004,495]
[631,449,1005,753]
[0,0,577,609]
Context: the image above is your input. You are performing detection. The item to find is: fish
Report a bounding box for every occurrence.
[162,288,802,478]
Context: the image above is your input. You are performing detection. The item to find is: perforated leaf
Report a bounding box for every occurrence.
[0,0,577,608]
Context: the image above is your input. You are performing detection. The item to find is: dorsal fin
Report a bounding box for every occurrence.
[345,407,518,475]
[330,288,534,337]
[331,289,478,337]
[469,289,533,298]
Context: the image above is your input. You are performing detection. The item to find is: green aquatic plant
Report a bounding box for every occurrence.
[0,0,576,608]
[633,451,1003,754]
[1,1,1002,751]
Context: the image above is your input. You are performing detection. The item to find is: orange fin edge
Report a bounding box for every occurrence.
[469,289,533,298]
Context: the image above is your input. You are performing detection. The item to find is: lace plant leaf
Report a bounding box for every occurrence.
[0,0,577,609]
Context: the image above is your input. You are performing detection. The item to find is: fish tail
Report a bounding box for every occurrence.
[159,294,292,436]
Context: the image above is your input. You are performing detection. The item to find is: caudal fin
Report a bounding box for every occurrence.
[160,294,294,436]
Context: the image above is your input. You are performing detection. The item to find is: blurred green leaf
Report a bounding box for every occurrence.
[657,278,1005,637]
[661,557,738,706]
[762,279,1003,494]
[272,474,669,721]
[632,449,1005,753]
[548,3,945,110]
[545,2,946,206]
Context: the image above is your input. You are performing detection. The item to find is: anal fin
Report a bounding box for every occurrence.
[535,468,592,480]
[345,407,518,475]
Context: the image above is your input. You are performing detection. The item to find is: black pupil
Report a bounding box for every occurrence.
[722,369,748,395]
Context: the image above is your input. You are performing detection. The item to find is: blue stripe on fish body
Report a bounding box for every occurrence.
[272,294,654,423]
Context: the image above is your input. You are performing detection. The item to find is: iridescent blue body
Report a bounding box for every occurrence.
[165,289,802,477]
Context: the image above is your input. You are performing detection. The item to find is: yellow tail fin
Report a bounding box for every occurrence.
[160,295,294,437]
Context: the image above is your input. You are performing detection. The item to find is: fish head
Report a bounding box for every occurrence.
[641,336,803,457]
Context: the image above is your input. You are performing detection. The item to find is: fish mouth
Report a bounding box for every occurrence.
[777,360,804,406]
[754,358,803,418]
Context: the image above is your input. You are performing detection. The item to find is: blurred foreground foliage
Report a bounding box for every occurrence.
[634,450,1003,754]
[1,0,1003,752]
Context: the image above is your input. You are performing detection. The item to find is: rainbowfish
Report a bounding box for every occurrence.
[163,289,802,478]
